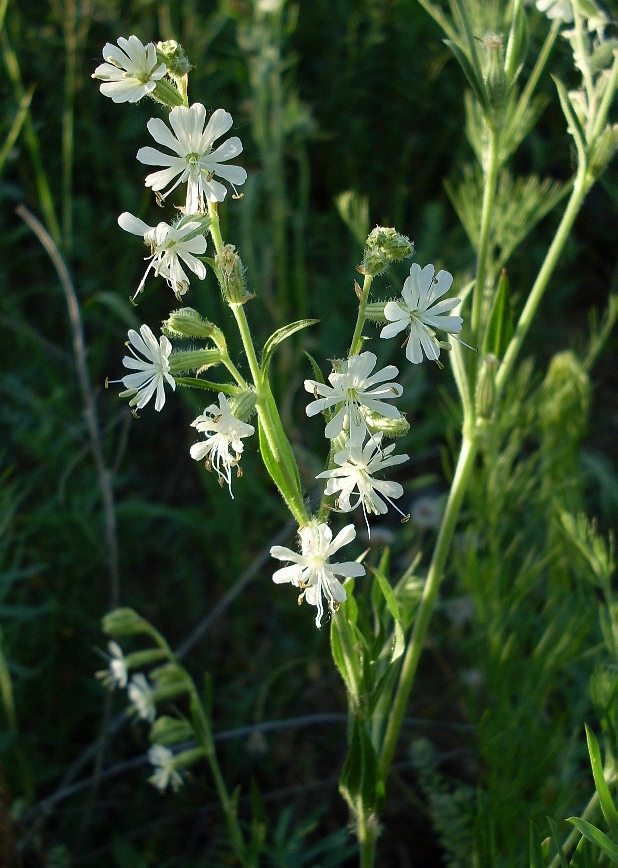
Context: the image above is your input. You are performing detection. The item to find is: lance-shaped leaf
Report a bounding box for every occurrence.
[585,724,618,839]
[566,817,618,861]
[261,319,319,378]
[483,270,514,360]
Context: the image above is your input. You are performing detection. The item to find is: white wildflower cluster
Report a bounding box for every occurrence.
[270,260,463,626]
[95,37,465,631]
[96,36,254,495]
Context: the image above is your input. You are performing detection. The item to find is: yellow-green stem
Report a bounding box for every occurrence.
[471,124,501,341]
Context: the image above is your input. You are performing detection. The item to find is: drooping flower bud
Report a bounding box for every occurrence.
[363,409,410,439]
[162,308,226,347]
[102,607,151,637]
[228,388,257,423]
[156,40,192,79]
[168,348,225,375]
[359,227,413,277]
[215,244,253,304]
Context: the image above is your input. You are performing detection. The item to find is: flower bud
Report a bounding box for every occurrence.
[359,227,413,277]
[102,607,151,637]
[168,348,224,375]
[475,354,499,421]
[163,308,226,347]
[156,40,192,78]
[482,32,506,116]
[363,409,410,439]
[228,388,257,423]
[216,244,252,304]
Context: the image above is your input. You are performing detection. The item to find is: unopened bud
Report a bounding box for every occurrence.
[483,32,506,116]
[102,607,151,637]
[475,353,499,421]
[359,227,413,277]
[215,244,252,304]
[589,124,618,179]
[156,40,192,78]
[163,308,226,347]
[150,715,194,747]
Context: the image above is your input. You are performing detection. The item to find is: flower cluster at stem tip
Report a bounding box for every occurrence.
[95,35,464,628]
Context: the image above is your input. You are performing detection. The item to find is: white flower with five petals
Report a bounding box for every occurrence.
[317,430,409,535]
[128,673,157,722]
[380,263,462,364]
[114,324,176,412]
[96,641,129,690]
[270,522,365,628]
[118,212,207,300]
[189,393,255,497]
[304,351,403,439]
[148,745,184,793]
[137,104,247,213]
[92,36,167,104]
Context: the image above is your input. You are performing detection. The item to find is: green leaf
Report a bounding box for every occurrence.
[302,350,326,385]
[567,817,618,862]
[529,821,546,868]
[445,39,489,113]
[482,270,514,359]
[261,319,319,377]
[339,717,385,821]
[585,724,618,838]
[370,565,401,624]
[547,816,569,868]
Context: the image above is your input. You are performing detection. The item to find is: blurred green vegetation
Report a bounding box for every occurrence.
[0,0,617,865]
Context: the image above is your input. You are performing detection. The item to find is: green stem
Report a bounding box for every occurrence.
[349,274,374,357]
[208,201,308,527]
[471,123,501,341]
[380,433,477,779]
[61,0,77,258]
[358,819,378,868]
[495,165,590,397]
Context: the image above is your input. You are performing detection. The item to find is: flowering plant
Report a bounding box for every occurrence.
[88,1,618,863]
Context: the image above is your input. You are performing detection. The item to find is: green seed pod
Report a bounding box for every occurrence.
[482,32,507,117]
[150,716,195,747]
[163,308,226,347]
[589,124,618,180]
[359,226,413,277]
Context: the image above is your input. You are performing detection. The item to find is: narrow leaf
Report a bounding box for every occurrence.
[174,377,239,395]
[303,350,326,385]
[529,821,545,868]
[339,717,385,820]
[261,319,319,377]
[585,724,618,838]
[482,270,514,359]
[547,816,569,868]
[370,565,401,624]
[566,817,618,861]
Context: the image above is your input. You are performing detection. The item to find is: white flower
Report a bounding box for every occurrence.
[148,744,184,793]
[128,673,157,722]
[535,0,573,21]
[92,36,167,104]
[270,522,365,628]
[96,641,129,690]
[137,103,247,213]
[304,351,403,439]
[380,263,462,364]
[114,324,176,412]
[189,393,255,496]
[118,212,207,300]
[317,430,409,535]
